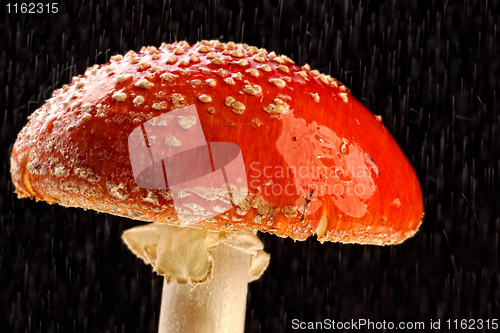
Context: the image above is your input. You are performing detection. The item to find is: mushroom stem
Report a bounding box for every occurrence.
[158,243,251,333]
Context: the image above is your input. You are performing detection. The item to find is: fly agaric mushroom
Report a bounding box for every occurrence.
[10,40,423,332]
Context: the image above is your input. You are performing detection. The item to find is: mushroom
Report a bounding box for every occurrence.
[10,40,424,332]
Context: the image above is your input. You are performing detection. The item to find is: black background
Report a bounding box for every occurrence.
[1,0,499,332]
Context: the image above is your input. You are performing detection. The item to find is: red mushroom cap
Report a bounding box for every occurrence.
[10,40,423,245]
